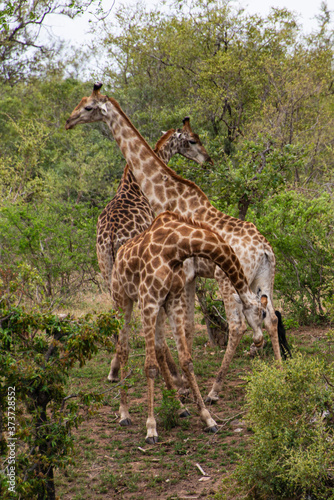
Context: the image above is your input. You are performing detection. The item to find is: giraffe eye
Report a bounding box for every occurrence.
[262,311,267,319]
[85,106,93,111]
[189,140,197,145]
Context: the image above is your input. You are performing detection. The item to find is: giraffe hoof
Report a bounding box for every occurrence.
[205,395,219,404]
[145,436,159,445]
[205,425,219,434]
[107,374,119,383]
[179,409,191,418]
[178,389,190,403]
[119,418,132,427]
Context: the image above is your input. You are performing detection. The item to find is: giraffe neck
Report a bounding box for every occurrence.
[154,132,178,164]
[150,213,252,305]
[103,98,214,217]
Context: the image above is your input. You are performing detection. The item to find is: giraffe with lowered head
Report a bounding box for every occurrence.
[65,83,285,403]
[111,210,267,443]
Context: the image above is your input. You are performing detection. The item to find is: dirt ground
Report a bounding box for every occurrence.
[56,323,332,500]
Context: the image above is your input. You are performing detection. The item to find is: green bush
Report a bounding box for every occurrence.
[0,200,99,307]
[0,303,120,499]
[250,191,334,324]
[157,389,181,431]
[227,352,334,499]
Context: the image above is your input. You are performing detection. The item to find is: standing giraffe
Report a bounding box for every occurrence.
[111,211,267,443]
[95,122,213,385]
[65,83,283,403]
[96,120,213,293]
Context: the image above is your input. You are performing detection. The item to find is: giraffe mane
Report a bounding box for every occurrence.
[154,129,175,153]
[157,211,218,235]
[107,97,210,202]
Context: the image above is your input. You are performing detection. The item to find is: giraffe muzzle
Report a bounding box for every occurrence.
[253,337,264,349]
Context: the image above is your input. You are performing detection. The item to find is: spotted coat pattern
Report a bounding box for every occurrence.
[65,83,282,405]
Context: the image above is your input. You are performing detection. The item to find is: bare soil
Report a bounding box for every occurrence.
[55,323,332,500]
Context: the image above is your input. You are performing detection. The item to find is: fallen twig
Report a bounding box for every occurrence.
[195,463,207,476]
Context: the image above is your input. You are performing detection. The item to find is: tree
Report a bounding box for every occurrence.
[0,77,124,306]
[96,0,334,211]
[0,300,120,499]
[0,0,107,85]
[249,190,334,324]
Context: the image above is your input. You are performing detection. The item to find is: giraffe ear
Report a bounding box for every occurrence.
[98,102,108,115]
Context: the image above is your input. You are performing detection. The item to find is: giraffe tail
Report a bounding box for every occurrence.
[275,310,292,359]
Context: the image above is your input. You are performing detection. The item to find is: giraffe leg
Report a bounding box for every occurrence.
[172,278,197,398]
[264,304,282,363]
[155,308,190,418]
[108,354,120,383]
[115,298,134,426]
[166,293,218,432]
[183,278,196,353]
[155,307,183,389]
[155,308,176,390]
[108,297,133,383]
[141,305,160,444]
[206,279,247,403]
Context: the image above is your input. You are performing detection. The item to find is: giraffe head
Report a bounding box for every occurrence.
[155,118,213,166]
[234,292,268,348]
[65,82,109,130]
[178,117,213,165]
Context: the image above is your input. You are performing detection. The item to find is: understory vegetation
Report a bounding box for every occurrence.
[1,0,334,498]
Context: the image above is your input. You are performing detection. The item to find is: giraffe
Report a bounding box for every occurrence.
[96,120,213,293]
[111,210,267,443]
[95,122,213,385]
[65,83,283,403]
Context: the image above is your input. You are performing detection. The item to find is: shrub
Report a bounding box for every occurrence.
[0,301,120,499]
[0,200,99,308]
[227,352,334,499]
[157,389,181,431]
[249,191,334,325]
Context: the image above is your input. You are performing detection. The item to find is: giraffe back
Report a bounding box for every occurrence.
[113,211,250,303]
[96,166,155,289]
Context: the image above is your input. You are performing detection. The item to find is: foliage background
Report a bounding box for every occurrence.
[1,0,333,319]
[1,0,334,498]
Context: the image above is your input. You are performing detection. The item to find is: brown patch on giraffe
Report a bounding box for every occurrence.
[168,200,177,211]
[151,256,162,269]
[179,197,188,212]
[149,243,164,255]
[154,185,166,203]
[166,187,179,199]
[140,148,152,163]
[192,230,205,240]
[188,195,200,210]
